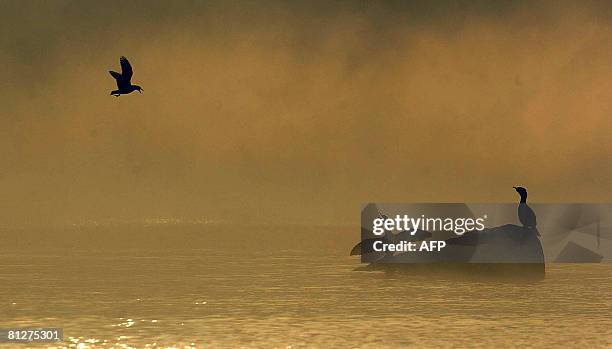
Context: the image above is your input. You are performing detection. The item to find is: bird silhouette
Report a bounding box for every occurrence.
[109,56,143,97]
[513,186,540,236]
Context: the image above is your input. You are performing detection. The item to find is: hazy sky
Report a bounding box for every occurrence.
[1,1,611,226]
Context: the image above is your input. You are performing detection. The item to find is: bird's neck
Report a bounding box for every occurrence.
[519,195,527,203]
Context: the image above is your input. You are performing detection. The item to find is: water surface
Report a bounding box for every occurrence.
[1,225,611,348]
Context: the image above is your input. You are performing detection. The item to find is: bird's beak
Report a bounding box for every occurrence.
[512,186,517,189]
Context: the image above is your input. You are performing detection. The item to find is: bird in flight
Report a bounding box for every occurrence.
[109,56,143,97]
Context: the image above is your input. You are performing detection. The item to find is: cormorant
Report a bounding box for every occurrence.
[109,56,143,97]
[513,186,540,236]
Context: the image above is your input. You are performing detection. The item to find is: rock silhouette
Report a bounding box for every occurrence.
[353,203,546,278]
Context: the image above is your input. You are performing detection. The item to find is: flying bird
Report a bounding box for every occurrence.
[109,56,143,97]
[513,186,540,236]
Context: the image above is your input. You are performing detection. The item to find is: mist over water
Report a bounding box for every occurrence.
[1,1,611,226]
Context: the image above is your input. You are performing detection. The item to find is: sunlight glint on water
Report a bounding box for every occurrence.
[1,225,611,348]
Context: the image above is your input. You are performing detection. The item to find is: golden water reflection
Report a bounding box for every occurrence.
[1,225,612,348]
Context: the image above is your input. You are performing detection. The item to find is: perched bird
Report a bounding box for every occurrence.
[513,186,540,236]
[109,56,143,97]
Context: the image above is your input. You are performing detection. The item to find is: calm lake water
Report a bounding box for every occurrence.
[1,224,611,348]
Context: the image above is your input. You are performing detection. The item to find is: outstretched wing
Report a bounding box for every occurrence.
[109,70,129,89]
[120,56,133,81]
[109,71,122,80]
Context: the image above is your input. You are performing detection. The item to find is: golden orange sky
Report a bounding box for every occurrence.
[0,1,611,226]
